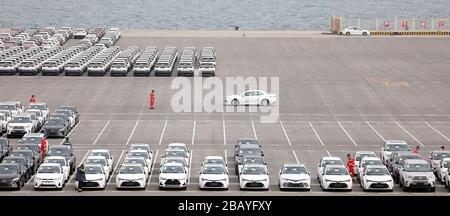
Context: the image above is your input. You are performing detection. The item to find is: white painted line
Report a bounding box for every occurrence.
[92,120,110,146]
[395,122,424,146]
[125,120,139,145]
[292,151,299,164]
[187,150,193,183]
[223,120,227,146]
[425,122,450,142]
[224,149,228,166]
[59,120,82,145]
[108,149,125,184]
[326,150,331,157]
[69,150,90,182]
[308,121,324,146]
[147,149,159,187]
[191,120,196,145]
[158,120,168,145]
[251,119,258,139]
[366,121,386,141]
[279,121,292,146]
[337,121,357,146]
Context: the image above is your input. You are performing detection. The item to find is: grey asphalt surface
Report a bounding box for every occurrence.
[1,35,450,196]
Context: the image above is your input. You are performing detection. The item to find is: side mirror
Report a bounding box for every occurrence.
[267,172,270,175]
[261,153,264,156]
[264,162,267,165]
[382,147,385,151]
[235,153,238,157]
[198,171,201,174]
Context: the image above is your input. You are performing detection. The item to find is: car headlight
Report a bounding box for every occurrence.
[59,128,65,131]
[92,178,103,181]
[12,177,20,182]
[241,178,251,182]
[118,178,127,181]
[407,175,414,179]
[324,178,333,182]
[427,175,435,180]
[160,177,167,181]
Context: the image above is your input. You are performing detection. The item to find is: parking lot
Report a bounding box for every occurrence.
[1,33,450,195]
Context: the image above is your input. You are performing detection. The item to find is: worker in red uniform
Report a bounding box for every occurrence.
[150,90,155,110]
[40,137,47,157]
[413,146,420,154]
[29,95,36,104]
[346,154,355,178]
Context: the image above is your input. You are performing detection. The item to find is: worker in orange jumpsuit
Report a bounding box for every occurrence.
[29,95,36,104]
[40,137,47,158]
[150,90,155,110]
[346,154,355,178]
[413,146,420,154]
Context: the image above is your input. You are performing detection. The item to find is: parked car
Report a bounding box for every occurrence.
[360,165,394,191]
[278,163,311,190]
[399,159,436,192]
[340,27,370,36]
[34,163,65,190]
[225,90,277,106]
[0,163,27,190]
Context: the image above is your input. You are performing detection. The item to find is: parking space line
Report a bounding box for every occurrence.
[251,119,258,139]
[366,121,386,141]
[308,121,331,156]
[395,122,424,146]
[147,149,159,187]
[187,150,193,184]
[224,150,228,165]
[337,121,358,146]
[158,120,167,145]
[292,151,299,164]
[191,120,196,145]
[425,122,450,142]
[69,150,90,182]
[279,121,292,146]
[108,150,125,184]
[125,120,139,145]
[92,120,110,146]
[60,121,82,144]
[223,120,226,146]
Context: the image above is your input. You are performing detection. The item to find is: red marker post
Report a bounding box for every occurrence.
[384,21,389,29]
[402,21,409,30]
[439,20,445,29]
[421,21,427,28]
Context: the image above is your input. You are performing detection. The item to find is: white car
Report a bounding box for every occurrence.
[341,27,370,36]
[354,151,377,170]
[399,159,436,192]
[429,151,450,172]
[356,157,383,180]
[237,156,266,176]
[239,164,270,190]
[319,165,353,191]
[90,149,114,173]
[380,140,410,164]
[0,113,6,133]
[116,164,147,189]
[316,156,344,182]
[54,109,76,128]
[25,109,45,127]
[161,157,189,173]
[445,170,450,191]
[167,143,191,157]
[201,156,227,172]
[279,164,311,190]
[27,103,49,119]
[159,162,188,190]
[162,149,189,164]
[76,164,107,190]
[360,165,394,191]
[74,28,88,39]
[34,163,65,190]
[128,143,153,156]
[85,156,111,180]
[225,90,277,106]
[44,156,69,181]
[198,63,216,77]
[123,157,150,176]
[435,158,450,182]
[199,164,229,190]
[7,114,34,137]
[21,133,49,152]
[127,150,153,169]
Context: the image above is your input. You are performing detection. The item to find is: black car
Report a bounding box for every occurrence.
[16,144,43,164]
[47,145,76,174]
[50,114,71,128]
[41,118,70,138]
[2,156,32,180]
[0,163,26,190]
[10,150,39,174]
[57,106,79,123]
[0,138,12,158]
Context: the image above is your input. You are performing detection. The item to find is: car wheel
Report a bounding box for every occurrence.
[159,186,163,190]
[429,187,436,192]
[261,99,269,106]
[362,32,368,36]
[346,32,351,36]
[231,99,239,106]
[403,185,409,192]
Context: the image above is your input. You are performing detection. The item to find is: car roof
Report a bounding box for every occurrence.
[205,156,224,160]
[40,163,60,167]
[404,159,428,164]
[120,163,142,167]
[0,163,19,167]
[162,162,184,167]
[321,156,341,161]
[386,140,407,144]
[364,165,387,169]
[243,164,265,168]
[23,133,44,137]
[45,156,66,160]
[355,151,376,155]
[87,156,107,160]
[361,157,381,161]
[283,163,306,167]
[324,165,346,168]
[124,157,146,161]
[168,143,187,146]
[430,151,450,154]
[91,149,111,153]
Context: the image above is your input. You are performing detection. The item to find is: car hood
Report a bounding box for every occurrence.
[160,173,186,179]
[36,173,63,179]
[43,125,64,129]
[9,123,31,127]
[364,175,392,182]
[117,174,145,180]
[280,174,310,181]
[200,174,228,181]
[0,174,19,180]
[85,174,105,180]
[404,172,434,177]
[240,174,268,181]
[324,175,351,181]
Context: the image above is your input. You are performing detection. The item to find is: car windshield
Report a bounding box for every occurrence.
[47,148,70,156]
[55,110,71,116]
[239,148,262,157]
[86,158,106,166]
[0,105,14,110]
[168,145,187,152]
[0,166,18,174]
[283,166,308,174]
[361,160,383,167]
[386,144,409,151]
[129,151,149,158]
[325,167,349,175]
[398,155,422,165]
[238,139,258,145]
[45,118,64,126]
[162,165,184,173]
[124,159,145,166]
[355,153,376,161]
[45,159,65,166]
[120,166,143,174]
[164,158,185,165]
[38,165,60,173]
[202,166,225,174]
[20,137,42,144]
[431,152,450,160]
[4,159,25,165]
[366,168,390,176]
[164,151,184,158]
[85,166,103,174]
[405,163,432,172]
[130,146,150,152]
[28,104,45,110]
[242,166,266,175]
[322,159,343,166]
[242,157,264,165]
[11,117,31,123]
[205,159,224,165]
[91,152,109,159]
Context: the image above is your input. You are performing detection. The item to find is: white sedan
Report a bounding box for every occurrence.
[278,164,311,190]
[199,164,229,190]
[44,156,70,182]
[341,27,370,36]
[159,162,188,190]
[34,163,65,190]
[76,164,107,190]
[239,164,270,190]
[116,164,147,189]
[360,165,394,191]
[225,90,277,106]
[436,158,450,182]
[319,165,352,191]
